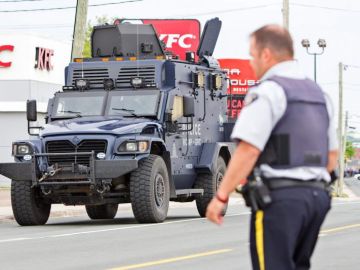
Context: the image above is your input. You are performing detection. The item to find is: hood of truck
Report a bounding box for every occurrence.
[40,116,160,137]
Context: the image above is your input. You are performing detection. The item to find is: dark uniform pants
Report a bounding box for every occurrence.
[250,186,331,270]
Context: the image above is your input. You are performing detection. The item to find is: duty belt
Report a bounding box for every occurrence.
[263,178,329,190]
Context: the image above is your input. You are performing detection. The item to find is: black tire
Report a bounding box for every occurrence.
[11,180,51,226]
[130,155,170,223]
[85,204,118,220]
[195,156,227,217]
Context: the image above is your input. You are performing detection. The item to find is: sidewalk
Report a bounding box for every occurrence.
[333,181,360,201]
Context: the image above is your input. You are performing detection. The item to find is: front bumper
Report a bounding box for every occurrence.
[0,152,138,186]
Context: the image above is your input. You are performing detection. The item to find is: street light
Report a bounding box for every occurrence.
[301,38,326,82]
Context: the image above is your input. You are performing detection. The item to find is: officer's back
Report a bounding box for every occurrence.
[206,24,338,270]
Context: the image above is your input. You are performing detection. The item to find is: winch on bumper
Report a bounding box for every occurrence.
[0,151,138,188]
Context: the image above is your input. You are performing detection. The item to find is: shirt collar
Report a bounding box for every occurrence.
[261,60,306,81]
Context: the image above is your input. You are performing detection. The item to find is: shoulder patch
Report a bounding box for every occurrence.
[244,93,258,106]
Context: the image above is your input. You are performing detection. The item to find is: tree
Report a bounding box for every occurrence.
[345,141,355,161]
[82,15,114,58]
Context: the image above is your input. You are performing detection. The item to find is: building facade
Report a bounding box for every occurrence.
[0,34,71,183]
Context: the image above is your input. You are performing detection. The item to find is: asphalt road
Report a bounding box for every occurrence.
[0,199,360,270]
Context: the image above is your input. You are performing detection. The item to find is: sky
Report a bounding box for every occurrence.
[0,0,360,129]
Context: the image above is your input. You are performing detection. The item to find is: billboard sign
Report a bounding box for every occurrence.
[115,19,200,61]
[218,59,259,119]
[0,45,14,68]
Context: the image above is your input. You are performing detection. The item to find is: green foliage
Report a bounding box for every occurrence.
[82,15,114,58]
[345,141,355,160]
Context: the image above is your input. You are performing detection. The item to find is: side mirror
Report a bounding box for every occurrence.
[183,96,195,117]
[27,100,37,121]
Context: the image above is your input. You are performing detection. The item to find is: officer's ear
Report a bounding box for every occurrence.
[261,47,272,63]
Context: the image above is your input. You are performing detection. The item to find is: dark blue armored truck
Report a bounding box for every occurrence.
[0,18,235,225]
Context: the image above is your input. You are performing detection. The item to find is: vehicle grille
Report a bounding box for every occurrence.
[72,68,109,89]
[46,140,107,166]
[116,66,156,88]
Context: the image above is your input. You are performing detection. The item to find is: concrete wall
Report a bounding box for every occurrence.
[0,80,62,112]
[0,111,46,186]
[0,34,70,186]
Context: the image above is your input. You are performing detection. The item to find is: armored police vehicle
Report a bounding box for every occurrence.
[0,18,235,225]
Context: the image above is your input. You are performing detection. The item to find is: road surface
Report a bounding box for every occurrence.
[0,199,359,270]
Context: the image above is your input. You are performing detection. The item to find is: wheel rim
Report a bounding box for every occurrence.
[155,173,165,208]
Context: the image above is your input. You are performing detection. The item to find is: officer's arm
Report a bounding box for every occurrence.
[216,141,261,200]
[327,150,338,173]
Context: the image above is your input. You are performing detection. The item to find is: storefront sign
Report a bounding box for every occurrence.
[115,19,200,61]
[218,59,259,119]
[0,45,14,68]
[35,47,54,71]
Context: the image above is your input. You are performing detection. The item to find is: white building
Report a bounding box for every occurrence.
[0,34,71,183]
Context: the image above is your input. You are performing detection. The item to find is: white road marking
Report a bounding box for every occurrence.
[332,201,360,206]
[0,212,250,244]
[0,237,31,243]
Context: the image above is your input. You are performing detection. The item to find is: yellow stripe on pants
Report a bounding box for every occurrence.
[255,210,265,270]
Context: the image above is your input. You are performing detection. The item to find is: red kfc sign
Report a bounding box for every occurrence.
[0,45,14,68]
[218,59,258,119]
[35,47,54,71]
[115,19,200,61]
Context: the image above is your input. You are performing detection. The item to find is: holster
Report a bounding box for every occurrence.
[239,179,272,212]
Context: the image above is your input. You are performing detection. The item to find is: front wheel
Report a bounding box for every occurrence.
[11,180,51,226]
[195,156,227,217]
[130,155,170,223]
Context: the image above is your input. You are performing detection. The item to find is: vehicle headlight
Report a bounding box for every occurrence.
[75,79,90,90]
[118,141,149,153]
[138,141,149,152]
[131,77,143,88]
[126,142,138,152]
[103,78,114,90]
[96,152,106,159]
[23,155,32,161]
[12,143,32,156]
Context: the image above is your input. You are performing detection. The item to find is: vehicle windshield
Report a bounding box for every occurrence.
[106,90,160,117]
[53,92,106,118]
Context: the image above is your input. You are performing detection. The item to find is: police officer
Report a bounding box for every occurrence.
[206,25,338,270]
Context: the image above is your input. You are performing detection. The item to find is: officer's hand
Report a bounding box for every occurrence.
[206,197,226,225]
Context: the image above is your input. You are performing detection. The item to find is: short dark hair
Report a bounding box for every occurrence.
[250,25,294,58]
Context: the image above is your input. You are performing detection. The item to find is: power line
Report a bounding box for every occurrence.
[320,82,360,86]
[320,82,337,85]
[0,24,72,29]
[0,0,143,13]
[0,0,43,2]
[345,64,360,70]
[178,3,281,18]
[292,3,360,13]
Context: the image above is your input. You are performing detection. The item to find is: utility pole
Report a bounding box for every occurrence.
[71,0,89,60]
[282,0,289,30]
[337,62,344,196]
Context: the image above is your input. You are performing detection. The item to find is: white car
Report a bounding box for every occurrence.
[353,174,360,180]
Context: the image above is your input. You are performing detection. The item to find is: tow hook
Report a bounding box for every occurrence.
[41,187,52,195]
[39,167,63,182]
[96,184,110,194]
